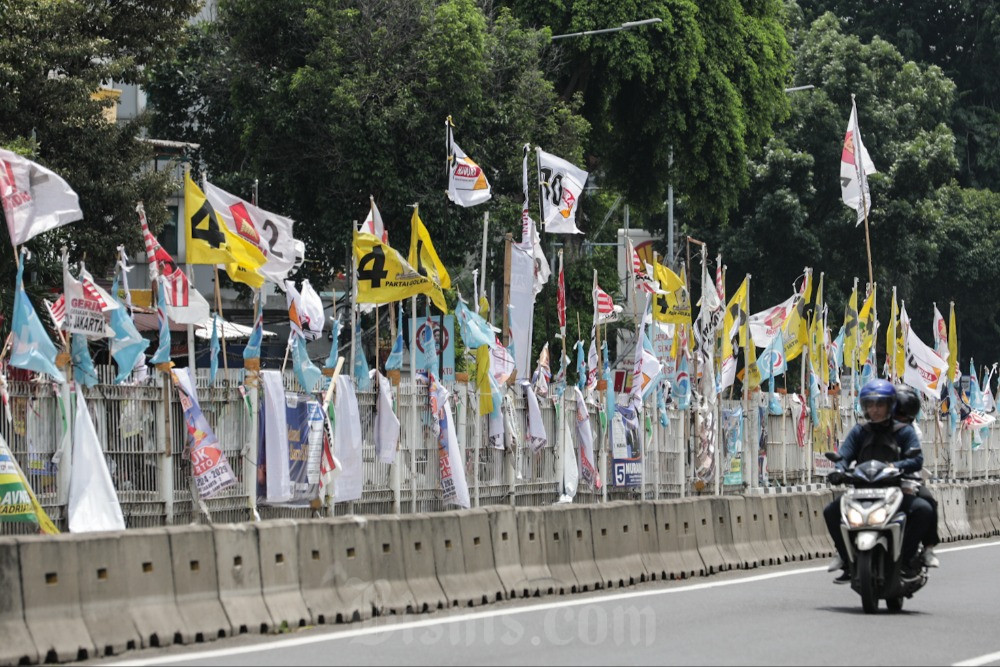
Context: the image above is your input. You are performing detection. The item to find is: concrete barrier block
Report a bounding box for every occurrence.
[950,484,972,539]
[119,528,191,648]
[690,498,729,573]
[165,525,231,642]
[636,502,671,581]
[745,496,790,565]
[396,513,448,612]
[515,507,567,596]
[590,502,647,588]
[482,506,527,598]
[296,519,352,625]
[256,520,312,630]
[17,534,96,663]
[805,492,835,558]
[458,509,507,603]
[653,500,706,578]
[988,483,1000,536]
[727,497,766,568]
[788,494,822,559]
[774,494,809,561]
[0,538,38,667]
[430,510,478,607]
[543,505,602,592]
[75,532,142,657]
[213,523,274,635]
[967,484,985,538]
[366,516,417,615]
[928,483,953,543]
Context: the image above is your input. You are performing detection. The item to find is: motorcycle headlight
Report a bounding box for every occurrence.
[868,507,888,525]
[847,508,864,527]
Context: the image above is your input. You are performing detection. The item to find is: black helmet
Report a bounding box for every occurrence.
[894,384,921,421]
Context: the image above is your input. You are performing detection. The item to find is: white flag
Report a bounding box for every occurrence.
[932,304,949,364]
[0,148,83,246]
[68,391,126,533]
[749,294,797,348]
[840,98,877,226]
[537,147,588,234]
[446,120,491,207]
[298,279,325,341]
[904,323,947,400]
[358,196,388,244]
[203,180,298,283]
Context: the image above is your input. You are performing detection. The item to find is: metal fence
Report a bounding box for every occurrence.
[2,367,996,534]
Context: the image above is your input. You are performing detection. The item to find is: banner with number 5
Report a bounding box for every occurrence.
[203,180,298,284]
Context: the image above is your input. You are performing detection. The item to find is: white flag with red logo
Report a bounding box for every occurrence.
[202,180,298,284]
[749,293,797,348]
[61,251,119,338]
[446,119,491,207]
[593,275,623,324]
[627,237,656,294]
[358,196,388,244]
[0,148,83,246]
[840,97,877,226]
[537,148,588,235]
[137,202,211,325]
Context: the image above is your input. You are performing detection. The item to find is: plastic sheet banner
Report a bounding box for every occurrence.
[722,407,744,486]
[258,392,325,506]
[611,407,642,488]
[812,407,840,476]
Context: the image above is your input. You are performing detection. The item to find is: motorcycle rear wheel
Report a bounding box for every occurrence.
[856,551,880,614]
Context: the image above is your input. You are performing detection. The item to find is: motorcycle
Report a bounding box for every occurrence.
[826,452,928,613]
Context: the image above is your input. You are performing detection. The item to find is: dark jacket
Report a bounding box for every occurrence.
[835,420,924,474]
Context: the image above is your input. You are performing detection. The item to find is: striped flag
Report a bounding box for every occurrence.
[557,251,567,337]
[628,238,656,294]
[44,296,65,330]
[594,283,615,315]
[137,202,210,324]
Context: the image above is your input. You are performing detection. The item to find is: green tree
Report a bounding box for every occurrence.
[0,0,199,338]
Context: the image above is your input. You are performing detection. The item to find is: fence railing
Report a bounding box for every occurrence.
[1,366,995,534]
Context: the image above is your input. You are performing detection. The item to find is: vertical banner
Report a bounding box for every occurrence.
[258,393,324,506]
[611,407,643,487]
[410,315,456,384]
[722,407,744,486]
[509,243,536,378]
[173,369,237,499]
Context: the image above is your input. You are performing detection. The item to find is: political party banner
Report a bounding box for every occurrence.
[811,407,840,476]
[722,407,744,486]
[0,431,58,533]
[409,315,456,385]
[257,392,324,506]
[611,407,642,488]
[173,369,237,499]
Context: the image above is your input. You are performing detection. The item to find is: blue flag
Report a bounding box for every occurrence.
[243,290,263,361]
[455,299,495,350]
[71,334,99,387]
[756,330,787,382]
[109,274,149,384]
[209,314,220,384]
[575,340,586,391]
[353,322,372,390]
[9,257,65,383]
[324,317,342,369]
[150,277,172,365]
[291,333,322,393]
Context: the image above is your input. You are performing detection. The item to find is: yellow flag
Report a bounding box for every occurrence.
[722,276,749,361]
[653,263,691,325]
[892,294,906,379]
[354,231,447,312]
[949,303,959,381]
[857,285,877,366]
[184,174,266,287]
[0,435,59,535]
[782,269,812,362]
[476,345,494,416]
[745,326,761,391]
[886,289,898,379]
[842,284,859,368]
[408,208,451,290]
[808,274,826,381]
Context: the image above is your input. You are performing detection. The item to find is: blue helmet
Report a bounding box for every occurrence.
[859,379,896,422]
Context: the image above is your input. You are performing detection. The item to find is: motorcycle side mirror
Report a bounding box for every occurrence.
[825,452,844,463]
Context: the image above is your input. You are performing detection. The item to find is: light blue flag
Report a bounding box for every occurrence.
[416,309,439,378]
[150,277,172,365]
[657,382,668,426]
[9,257,65,383]
[757,330,787,382]
[243,290,263,361]
[291,334,322,393]
[353,322,372,390]
[109,274,149,384]
[551,351,568,400]
[324,317,342,369]
[209,314,220,384]
[455,299,495,350]
[384,325,403,371]
[969,359,984,411]
[602,340,615,423]
[71,333,98,387]
[575,340,586,391]
[808,369,821,426]
[767,374,783,415]
[674,352,690,410]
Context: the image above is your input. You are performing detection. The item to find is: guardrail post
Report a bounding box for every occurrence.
[158,372,174,524]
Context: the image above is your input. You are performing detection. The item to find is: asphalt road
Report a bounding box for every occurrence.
[102,539,1000,667]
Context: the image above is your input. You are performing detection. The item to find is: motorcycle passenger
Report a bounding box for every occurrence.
[824,379,936,584]
[893,384,941,568]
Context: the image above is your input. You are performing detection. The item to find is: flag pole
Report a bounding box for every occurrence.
[853,95,875,288]
[744,273,754,490]
[350,220,358,385]
[212,267,229,372]
[480,211,489,304]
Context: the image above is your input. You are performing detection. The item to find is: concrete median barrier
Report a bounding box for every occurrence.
[430,510,479,607]
[256,520,312,630]
[0,538,38,667]
[690,498,728,573]
[987,483,1000,536]
[367,515,418,615]
[165,525,231,642]
[17,533,96,663]
[482,506,527,598]
[636,502,670,581]
[543,505,602,593]
[805,492,835,558]
[653,500,706,578]
[213,524,273,635]
[515,507,567,596]
[590,502,647,588]
[775,494,809,561]
[119,528,191,649]
[458,509,507,603]
[728,497,767,568]
[928,484,952,543]
[745,496,783,566]
[296,519,353,625]
[75,532,142,657]
[719,497,760,569]
[396,513,448,612]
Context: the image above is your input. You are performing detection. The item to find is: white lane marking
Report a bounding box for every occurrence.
[954,651,1000,667]
[111,540,1000,666]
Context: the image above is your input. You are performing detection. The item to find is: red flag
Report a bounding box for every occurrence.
[557,253,567,336]
[594,283,615,315]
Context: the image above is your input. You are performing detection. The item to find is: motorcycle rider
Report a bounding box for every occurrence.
[824,379,936,584]
[893,383,941,568]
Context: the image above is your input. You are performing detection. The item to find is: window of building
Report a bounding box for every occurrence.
[163,205,179,256]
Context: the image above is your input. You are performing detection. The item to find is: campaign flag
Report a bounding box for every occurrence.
[430,376,471,508]
[532,342,551,397]
[203,180,297,283]
[138,202,211,324]
[575,340,586,391]
[949,303,959,382]
[359,195,389,244]
[62,254,118,338]
[571,386,600,489]
[521,144,550,295]
[67,391,126,532]
[0,147,83,246]
[628,237,657,294]
[857,285,877,366]
[557,251,567,337]
[756,330,787,382]
[10,254,65,383]
[291,334,322,394]
[455,298,496,350]
[0,431,58,534]
[173,367,238,499]
[904,323,946,400]
[840,96,877,225]
[652,263,690,325]
[536,147,588,234]
[353,323,373,391]
[325,314,344,370]
[150,277,172,365]
[408,207,451,290]
[209,314,220,384]
[109,273,149,384]
[593,275,623,324]
[445,118,491,207]
[354,231,447,312]
[71,333,98,388]
[749,294,795,348]
[932,303,949,365]
[842,283,860,368]
[780,269,812,362]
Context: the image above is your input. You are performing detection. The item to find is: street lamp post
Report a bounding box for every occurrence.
[551,18,662,40]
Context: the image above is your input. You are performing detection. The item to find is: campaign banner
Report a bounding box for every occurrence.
[611,408,642,488]
[258,392,325,506]
[811,407,840,476]
[722,407,744,486]
[174,369,237,499]
[410,315,455,384]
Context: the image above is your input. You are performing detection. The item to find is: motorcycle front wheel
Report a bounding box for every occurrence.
[886,597,904,612]
[856,550,880,614]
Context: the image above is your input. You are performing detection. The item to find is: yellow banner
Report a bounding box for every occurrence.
[858,285,877,366]
[722,276,749,360]
[808,274,826,380]
[354,232,447,312]
[949,303,959,381]
[653,263,691,325]
[185,174,266,287]
[782,269,812,362]
[0,437,58,534]
[842,285,859,368]
[408,208,451,290]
